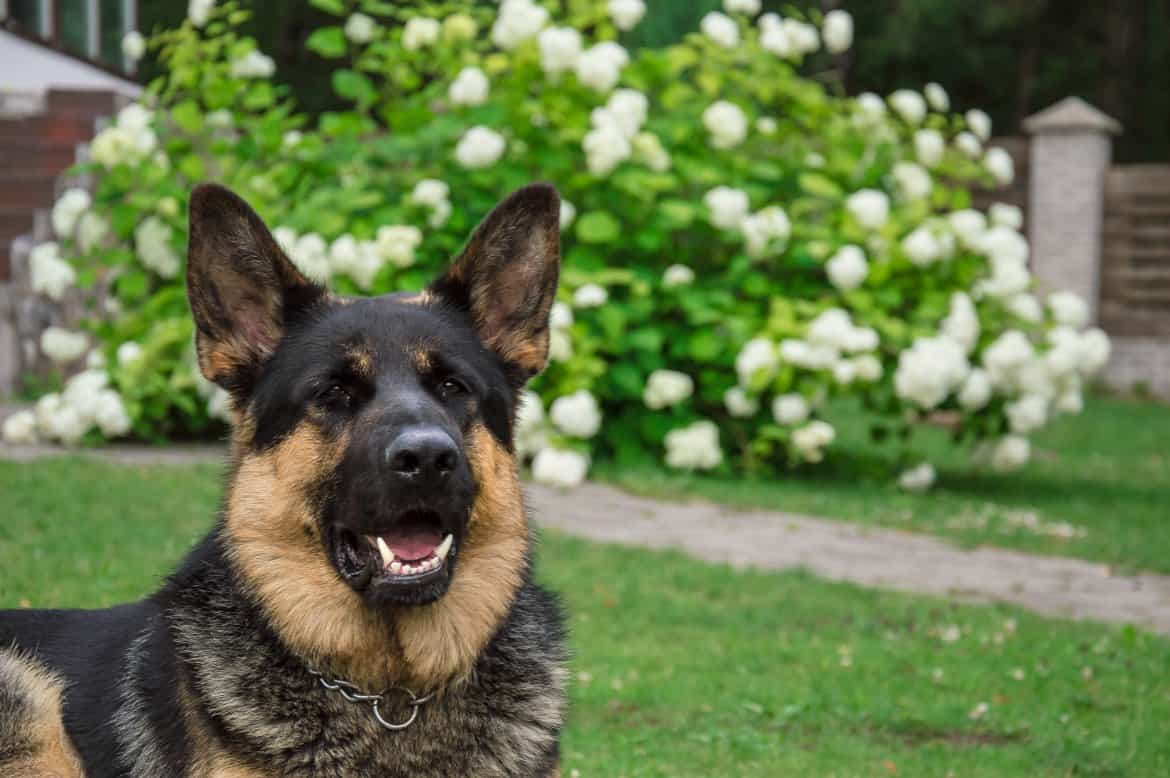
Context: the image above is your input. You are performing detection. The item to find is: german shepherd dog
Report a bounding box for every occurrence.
[0,183,568,776]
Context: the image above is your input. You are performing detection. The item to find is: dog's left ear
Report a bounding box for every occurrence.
[430,183,561,384]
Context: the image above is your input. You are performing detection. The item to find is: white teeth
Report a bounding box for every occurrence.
[435,534,454,562]
[375,537,395,568]
[389,561,402,574]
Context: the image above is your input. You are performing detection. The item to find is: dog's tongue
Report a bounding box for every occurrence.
[382,528,442,562]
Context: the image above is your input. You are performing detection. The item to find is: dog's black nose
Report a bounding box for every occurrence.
[385,427,459,483]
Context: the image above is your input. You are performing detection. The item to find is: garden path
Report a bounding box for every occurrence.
[2,437,1168,635]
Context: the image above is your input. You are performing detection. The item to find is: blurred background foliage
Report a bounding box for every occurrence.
[138,0,1170,163]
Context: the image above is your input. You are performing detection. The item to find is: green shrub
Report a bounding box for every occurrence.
[4,0,1111,492]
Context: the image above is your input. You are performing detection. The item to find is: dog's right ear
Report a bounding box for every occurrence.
[186,184,325,395]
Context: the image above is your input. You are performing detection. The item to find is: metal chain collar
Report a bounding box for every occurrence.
[309,669,435,731]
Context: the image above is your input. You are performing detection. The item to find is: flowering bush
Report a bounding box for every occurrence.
[4,0,1111,493]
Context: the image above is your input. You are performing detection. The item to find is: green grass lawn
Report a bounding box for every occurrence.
[2,457,1168,776]
[597,394,1170,575]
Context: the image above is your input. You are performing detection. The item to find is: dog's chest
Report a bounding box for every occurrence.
[200,676,564,777]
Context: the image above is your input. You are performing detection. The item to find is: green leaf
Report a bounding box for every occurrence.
[310,0,346,14]
[798,173,844,199]
[170,100,202,133]
[575,211,621,245]
[595,305,628,342]
[178,154,205,181]
[608,364,643,397]
[657,199,696,229]
[307,27,347,58]
[333,70,378,105]
[117,271,150,302]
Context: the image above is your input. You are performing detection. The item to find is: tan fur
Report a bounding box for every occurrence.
[225,420,528,692]
[398,290,436,305]
[0,653,83,778]
[345,344,374,379]
[412,347,433,373]
[393,424,528,688]
[181,677,271,778]
[224,423,402,692]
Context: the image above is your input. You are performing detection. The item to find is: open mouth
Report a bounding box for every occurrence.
[369,525,453,578]
[331,509,458,600]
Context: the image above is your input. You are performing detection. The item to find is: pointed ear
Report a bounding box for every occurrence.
[186,183,325,394]
[429,183,561,383]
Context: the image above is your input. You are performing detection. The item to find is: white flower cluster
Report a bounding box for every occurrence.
[410,178,452,228]
[895,335,970,410]
[51,188,92,240]
[548,301,573,362]
[724,0,761,14]
[826,245,868,292]
[135,216,181,278]
[455,126,507,169]
[30,242,76,300]
[703,187,790,257]
[898,462,936,493]
[792,419,835,463]
[665,420,723,470]
[344,13,377,44]
[758,14,821,59]
[742,206,791,257]
[576,41,630,93]
[702,100,748,149]
[538,27,583,75]
[893,161,932,201]
[550,389,602,439]
[643,370,694,410]
[230,49,275,79]
[783,308,882,384]
[701,12,739,49]
[274,223,422,290]
[822,10,853,53]
[573,283,608,308]
[608,0,646,31]
[188,0,214,28]
[735,337,779,389]
[121,29,146,62]
[526,389,602,488]
[889,89,927,125]
[3,369,131,446]
[846,189,890,230]
[662,264,694,288]
[449,67,490,107]
[492,0,548,50]
[631,131,671,172]
[40,327,88,365]
[532,446,589,489]
[515,390,548,458]
[583,88,649,175]
[872,194,1111,471]
[89,104,158,169]
[404,17,441,50]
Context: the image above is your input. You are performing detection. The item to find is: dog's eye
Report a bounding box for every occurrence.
[438,377,468,399]
[317,383,352,409]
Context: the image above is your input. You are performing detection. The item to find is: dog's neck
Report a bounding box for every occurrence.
[158,531,564,774]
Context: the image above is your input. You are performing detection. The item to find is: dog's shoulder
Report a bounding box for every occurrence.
[0,649,84,777]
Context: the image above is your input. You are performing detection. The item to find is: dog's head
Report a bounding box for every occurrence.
[187,183,559,626]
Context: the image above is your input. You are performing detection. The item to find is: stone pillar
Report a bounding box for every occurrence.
[1023,98,1122,323]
